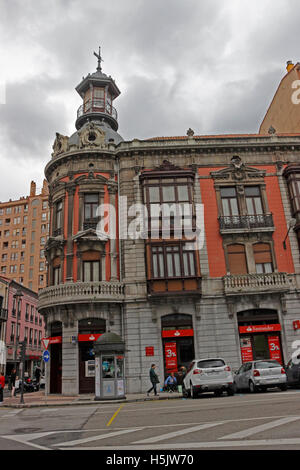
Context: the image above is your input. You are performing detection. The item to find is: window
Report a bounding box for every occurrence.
[221,187,239,216]
[10,265,17,273]
[39,274,44,285]
[6,207,11,214]
[83,261,101,282]
[40,237,46,245]
[1,266,6,274]
[84,194,99,220]
[151,243,196,279]
[20,264,24,273]
[11,240,18,249]
[55,200,63,232]
[39,262,45,271]
[11,252,18,260]
[245,186,263,215]
[42,212,47,221]
[42,201,48,210]
[227,244,248,274]
[253,243,273,273]
[14,217,20,224]
[15,206,21,214]
[23,216,27,225]
[1,253,7,261]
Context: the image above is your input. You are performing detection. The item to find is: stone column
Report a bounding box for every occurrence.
[62,314,79,396]
[108,185,118,281]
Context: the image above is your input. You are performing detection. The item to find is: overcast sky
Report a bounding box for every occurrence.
[0,0,299,201]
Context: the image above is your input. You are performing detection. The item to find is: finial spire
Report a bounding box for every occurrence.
[93,46,103,72]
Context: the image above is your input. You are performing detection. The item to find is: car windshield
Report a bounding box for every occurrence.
[197,359,225,368]
[254,360,281,369]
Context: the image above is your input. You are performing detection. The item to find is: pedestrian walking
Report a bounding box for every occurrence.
[34,366,41,389]
[147,364,160,396]
[10,368,17,397]
[0,371,5,405]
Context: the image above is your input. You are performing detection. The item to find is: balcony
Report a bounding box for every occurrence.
[0,308,8,321]
[83,218,99,231]
[223,272,295,295]
[76,98,118,131]
[219,214,274,233]
[38,281,125,310]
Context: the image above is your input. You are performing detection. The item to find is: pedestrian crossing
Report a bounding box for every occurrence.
[2,414,300,450]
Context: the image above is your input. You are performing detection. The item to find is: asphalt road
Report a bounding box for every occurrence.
[1,388,300,451]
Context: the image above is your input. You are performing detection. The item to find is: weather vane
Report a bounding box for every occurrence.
[94,46,103,72]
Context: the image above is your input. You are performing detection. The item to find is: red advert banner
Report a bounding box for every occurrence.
[164,342,178,372]
[239,324,281,334]
[240,336,253,363]
[268,335,282,364]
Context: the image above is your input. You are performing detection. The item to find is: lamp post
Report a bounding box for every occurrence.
[283,218,296,249]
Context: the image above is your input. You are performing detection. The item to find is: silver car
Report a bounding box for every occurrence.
[183,358,235,398]
[234,360,287,393]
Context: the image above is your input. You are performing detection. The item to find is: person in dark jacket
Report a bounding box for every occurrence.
[147,364,160,396]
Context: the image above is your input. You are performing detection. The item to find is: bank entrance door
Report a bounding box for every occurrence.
[161,314,195,378]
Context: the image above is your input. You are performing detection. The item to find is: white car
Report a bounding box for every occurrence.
[233,360,287,393]
[183,358,235,398]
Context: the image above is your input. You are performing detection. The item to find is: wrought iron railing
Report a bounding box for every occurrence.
[77,98,118,120]
[219,213,274,231]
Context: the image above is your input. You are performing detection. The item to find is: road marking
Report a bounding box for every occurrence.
[54,427,144,447]
[2,431,56,450]
[219,416,300,440]
[106,403,124,427]
[133,422,224,444]
[69,438,300,450]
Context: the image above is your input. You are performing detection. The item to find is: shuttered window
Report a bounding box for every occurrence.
[227,244,248,274]
[253,243,273,273]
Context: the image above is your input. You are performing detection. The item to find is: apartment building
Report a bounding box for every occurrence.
[38,53,300,396]
[0,180,49,293]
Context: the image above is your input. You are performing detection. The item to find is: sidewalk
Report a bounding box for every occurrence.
[0,389,183,408]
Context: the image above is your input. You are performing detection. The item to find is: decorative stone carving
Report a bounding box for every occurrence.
[78,122,107,149]
[52,132,69,157]
[211,156,266,182]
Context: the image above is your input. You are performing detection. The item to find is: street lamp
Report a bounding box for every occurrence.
[283,218,297,249]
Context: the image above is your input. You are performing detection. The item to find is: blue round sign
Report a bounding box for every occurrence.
[43,350,50,363]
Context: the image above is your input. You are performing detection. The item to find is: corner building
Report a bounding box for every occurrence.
[39,55,300,395]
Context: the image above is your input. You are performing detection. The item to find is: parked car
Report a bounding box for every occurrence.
[285,355,300,388]
[233,360,287,393]
[183,358,235,398]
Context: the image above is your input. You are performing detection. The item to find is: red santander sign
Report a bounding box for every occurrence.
[239,324,281,334]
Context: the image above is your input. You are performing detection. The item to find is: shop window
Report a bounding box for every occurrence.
[227,244,248,274]
[253,243,273,274]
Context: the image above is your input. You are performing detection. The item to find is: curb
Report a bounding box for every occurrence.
[0,393,184,409]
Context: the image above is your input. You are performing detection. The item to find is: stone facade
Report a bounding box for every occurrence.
[38,54,300,396]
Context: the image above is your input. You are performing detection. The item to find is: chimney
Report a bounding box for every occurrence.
[286,61,294,73]
[30,181,36,197]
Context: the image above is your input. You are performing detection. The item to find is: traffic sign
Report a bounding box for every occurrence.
[41,338,50,350]
[43,350,50,363]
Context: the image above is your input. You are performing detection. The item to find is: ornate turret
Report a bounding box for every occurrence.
[75,47,121,132]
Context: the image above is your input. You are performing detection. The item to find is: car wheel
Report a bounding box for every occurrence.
[249,381,257,393]
[279,384,287,391]
[227,385,235,396]
[182,384,190,398]
[190,383,198,399]
[214,390,222,397]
